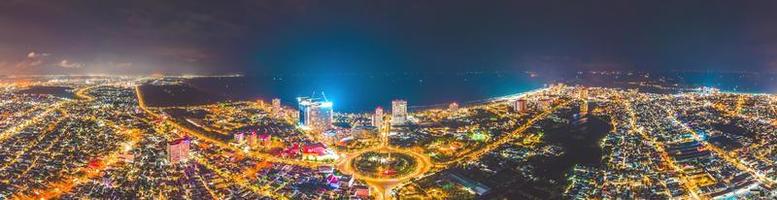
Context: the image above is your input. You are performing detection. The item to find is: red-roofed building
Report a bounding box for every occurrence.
[303,143,327,155]
[302,143,338,161]
[88,158,104,169]
[280,143,300,158]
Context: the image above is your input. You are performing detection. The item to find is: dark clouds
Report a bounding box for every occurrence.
[1,0,777,75]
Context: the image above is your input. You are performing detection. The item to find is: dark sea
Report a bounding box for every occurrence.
[140,71,777,113]
[180,72,548,113]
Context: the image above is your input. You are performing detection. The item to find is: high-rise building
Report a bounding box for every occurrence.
[272,98,282,116]
[298,97,310,126]
[514,99,528,113]
[298,97,334,130]
[372,107,384,128]
[579,87,589,115]
[167,136,191,163]
[392,100,408,125]
[272,98,281,109]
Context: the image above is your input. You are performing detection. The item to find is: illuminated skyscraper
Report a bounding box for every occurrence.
[392,100,408,125]
[298,96,334,130]
[514,99,528,113]
[579,87,589,115]
[372,107,384,128]
[167,136,191,163]
[271,98,283,118]
[272,98,281,112]
[298,97,311,126]
[313,101,334,130]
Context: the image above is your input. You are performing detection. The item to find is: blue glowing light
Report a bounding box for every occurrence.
[321,101,333,107]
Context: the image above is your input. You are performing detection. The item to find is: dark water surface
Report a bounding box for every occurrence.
[533,116,611,180]
[177,73,547,112]
[140,71,777,112]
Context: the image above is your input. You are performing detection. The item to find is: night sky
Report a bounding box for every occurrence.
[1,0,777,75]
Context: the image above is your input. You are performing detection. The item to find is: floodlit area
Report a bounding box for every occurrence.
[0,76,774,199]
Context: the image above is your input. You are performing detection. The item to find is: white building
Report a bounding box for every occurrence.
[391,100,408,125]
[298,97,334,131]
[372,107,384,128]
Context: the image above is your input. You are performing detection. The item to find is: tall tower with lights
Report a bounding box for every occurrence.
[372,107,384,128]
[391,100,407,126]
[514,99,528,113]
[297,95,333,131]
[579,87,588,115]
[272,98,282,117]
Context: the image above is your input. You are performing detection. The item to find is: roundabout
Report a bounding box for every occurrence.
[336,146,433,199]
[351,151,417,179]
[339,146,432,183]
[332,124,435,199]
